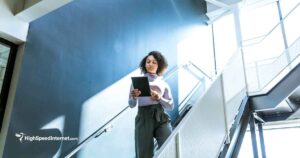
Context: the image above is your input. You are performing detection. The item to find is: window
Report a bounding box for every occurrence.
[281,0,300,45]
[241,2,283,63]
[0,38,17,130]
[213,13,238,72]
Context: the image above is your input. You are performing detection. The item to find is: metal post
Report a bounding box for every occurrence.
[277,1,291,64]
[258,123,266,158]
[255,62,261,90]
[211,24,218,75]
[175,133,181,158]
[249,114,259,158]
[232,4,250,95]
[231,105,252,158]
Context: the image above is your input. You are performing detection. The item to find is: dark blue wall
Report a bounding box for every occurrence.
[4,0,207,157]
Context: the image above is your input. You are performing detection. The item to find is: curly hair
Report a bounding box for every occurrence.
[139,51,168,76]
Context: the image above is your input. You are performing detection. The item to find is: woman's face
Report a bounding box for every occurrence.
[145,55,158,74]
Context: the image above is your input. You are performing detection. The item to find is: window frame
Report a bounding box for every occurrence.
[0,37,18,130]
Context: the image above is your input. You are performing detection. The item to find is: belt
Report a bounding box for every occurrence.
[138,104,163,122]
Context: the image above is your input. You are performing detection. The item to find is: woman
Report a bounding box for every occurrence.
[129,51,174,158]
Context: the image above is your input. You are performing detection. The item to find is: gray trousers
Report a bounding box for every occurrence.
[135,104,172,158]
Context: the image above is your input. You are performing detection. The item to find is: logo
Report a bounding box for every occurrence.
[15,132,78,143]
[15,132,25,143]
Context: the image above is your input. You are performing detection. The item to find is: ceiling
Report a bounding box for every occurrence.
[204,0,278,24]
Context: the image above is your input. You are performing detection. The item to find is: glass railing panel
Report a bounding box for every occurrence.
[243,25,285,64]
[246,37,300,93]
[280,0,300,17]
[255,56,288,90]
[245,62,260,92]
[164,65,204,113]
[222,49,247,129]
[184,63,213,107]
[77,107,136,158]
[177,68,200,105]
[156,76,227,158]
[187,63,210,79]
[156,50,249,158]
[171,68,200,113]
[222,49,246,103]
[289,37,300,60]
[283,3,300,46]
[154,134,177,158]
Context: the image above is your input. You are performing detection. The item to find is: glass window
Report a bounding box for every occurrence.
[239,123,300,158]
[241,1,299,93]
[240,2,280,41]
[279,0,300,17]
[0,44,10,92]
[213,13,237,72]
[177,25,215,76]
[175,25,215,111]
[238,127,255,158]
[282,2,300,46]
[263,126,300,157]
[0,38,17,130]
[242,25,285,63]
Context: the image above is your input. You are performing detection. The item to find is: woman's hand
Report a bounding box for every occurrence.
[151,89,161,101]
[131,89,141,99]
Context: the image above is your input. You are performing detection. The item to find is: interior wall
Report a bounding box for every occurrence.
[3,0,207,157]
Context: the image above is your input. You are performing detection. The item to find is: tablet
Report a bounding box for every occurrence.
[131,76,151,96]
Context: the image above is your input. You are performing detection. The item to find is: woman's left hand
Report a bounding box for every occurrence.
[151,89,161,101]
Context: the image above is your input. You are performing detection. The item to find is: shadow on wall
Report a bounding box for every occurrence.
[75,69,140,157]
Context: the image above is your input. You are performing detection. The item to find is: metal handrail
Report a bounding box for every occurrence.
[247,36,300,67]
[247,36,300,94]
[246,57,278,67]
[64,106,129,158]
[163,65,181,81]
[242,2,300,46]
[249,54,300,94]
[63,63,209,157]
[187,61,212,80]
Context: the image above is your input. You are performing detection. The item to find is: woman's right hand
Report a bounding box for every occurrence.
[131,89,141,99]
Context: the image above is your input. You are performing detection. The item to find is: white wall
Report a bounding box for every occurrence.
[0,0,29,44]
[0,0,73,44]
